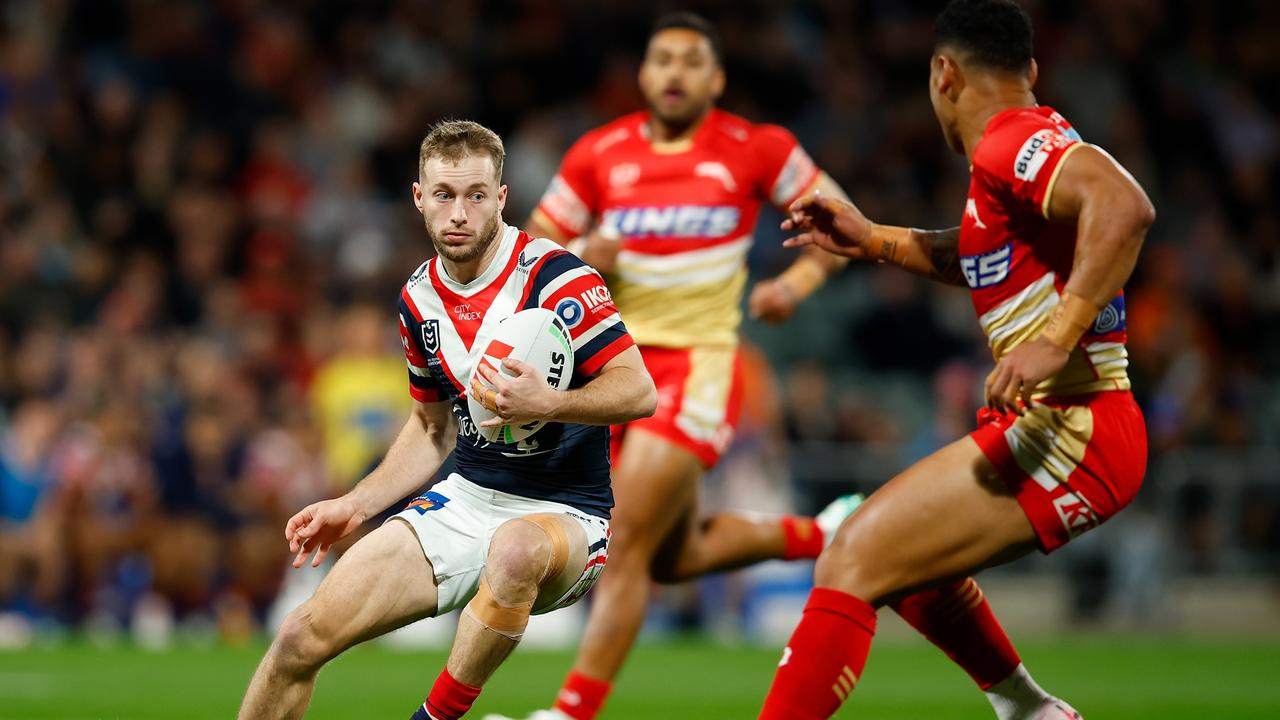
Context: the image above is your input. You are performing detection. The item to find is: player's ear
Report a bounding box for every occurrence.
[497,184,508,211]
[710,65,726,100]
[412,180,424,212]
[1027,58,1039,88]
[935,54,961,101]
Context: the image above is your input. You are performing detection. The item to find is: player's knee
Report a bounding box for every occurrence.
[487,519,555,592]
[273,604,335,676]
[812,522,895,605]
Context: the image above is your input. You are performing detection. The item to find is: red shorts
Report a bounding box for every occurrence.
[610,345,744,468]
[970,391,1147,553]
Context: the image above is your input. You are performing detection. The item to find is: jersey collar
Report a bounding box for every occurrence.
[972,104,1050,164]
[641,108,718,154]
[434,223,517,294]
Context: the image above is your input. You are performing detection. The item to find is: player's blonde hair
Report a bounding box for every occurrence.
[418,120,505,182]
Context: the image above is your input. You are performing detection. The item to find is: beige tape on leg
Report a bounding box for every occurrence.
[523,514,570,583]
[463,577,533,640]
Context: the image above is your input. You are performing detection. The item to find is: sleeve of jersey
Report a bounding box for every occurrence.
[750,124,822,209]
[533,252,635,376]
[398,293,443,403]
[984,123,1083,219]
[533,136,597,239]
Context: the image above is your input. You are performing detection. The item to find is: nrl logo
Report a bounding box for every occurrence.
[421,319,440,354]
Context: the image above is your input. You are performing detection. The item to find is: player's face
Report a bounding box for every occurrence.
[639,28,725,127]
[413,154,508,265]
[929,53,963,153]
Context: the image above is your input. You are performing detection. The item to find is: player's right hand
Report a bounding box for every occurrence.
[781,191,874,260]
[285,496,366,569]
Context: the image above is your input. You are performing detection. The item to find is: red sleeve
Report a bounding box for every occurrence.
[749,124,822,209]
[977,120,1083,218]
[534,134,599,239]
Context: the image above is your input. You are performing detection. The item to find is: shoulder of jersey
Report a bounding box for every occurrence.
[704,109,758,145]
[579,112,648,156]
[406,258,432,290]
[973,111,1053,174]
[521,234,576,264]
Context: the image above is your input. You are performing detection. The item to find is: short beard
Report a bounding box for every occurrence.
[428,212,502,264]
[650,104,702,135]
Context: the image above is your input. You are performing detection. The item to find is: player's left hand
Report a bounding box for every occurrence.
[474,357,559,427]
[748,278,799,323]
[984,336,1070,415]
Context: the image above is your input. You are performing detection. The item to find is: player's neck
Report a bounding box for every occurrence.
[647,107,712,145]
[958,82,1037,161]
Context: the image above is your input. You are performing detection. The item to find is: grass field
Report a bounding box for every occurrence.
[2,635,1279,719]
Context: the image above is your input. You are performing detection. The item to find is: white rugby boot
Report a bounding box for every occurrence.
[1030,699,1083,719]
[815,493,865,546]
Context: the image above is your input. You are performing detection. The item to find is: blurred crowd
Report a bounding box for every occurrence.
[1,0,1278,636]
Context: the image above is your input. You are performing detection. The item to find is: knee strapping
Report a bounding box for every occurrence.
[463,577,533,640]
[523,514,571,583]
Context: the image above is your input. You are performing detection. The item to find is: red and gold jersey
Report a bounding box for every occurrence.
[533,109,822,349]
[963,106,1130,398]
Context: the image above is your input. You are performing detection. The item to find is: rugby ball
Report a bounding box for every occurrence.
[467,308,574,444]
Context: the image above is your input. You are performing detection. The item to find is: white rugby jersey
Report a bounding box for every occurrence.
[397,223,634,518]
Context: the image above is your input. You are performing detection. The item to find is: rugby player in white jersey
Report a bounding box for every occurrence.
[237,120,657,720]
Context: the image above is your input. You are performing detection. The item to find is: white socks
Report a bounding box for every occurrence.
[984,663,1054,720]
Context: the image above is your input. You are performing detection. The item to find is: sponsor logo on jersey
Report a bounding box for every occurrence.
[407,262,430,289]
[453,303,481,321]
[421,319,440,354]
[609,162,641,188]
[694,161,738,192]
[600,205,740,239]
[517,250,538,271]
[1014,128,1076,182]
[556,297,585,328]
[1047,112,1083,141]
[1013,129,1054,182]
[1053,492,1098,538]
[580,285,612,311]
[965,198,988,229]
[405,491,450,514]
[960,243,1012,288]
[1090,294,1126,334]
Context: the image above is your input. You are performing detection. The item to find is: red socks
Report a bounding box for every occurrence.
[890,577,1020,689]
[553,670,612,720]
[418,667,482,720]
[759,587,877,719]
[780,516,824,560]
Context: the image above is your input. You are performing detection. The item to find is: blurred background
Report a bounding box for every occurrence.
[1,0,1279,714]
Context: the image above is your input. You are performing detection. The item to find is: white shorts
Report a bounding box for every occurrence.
[389,473,610,616]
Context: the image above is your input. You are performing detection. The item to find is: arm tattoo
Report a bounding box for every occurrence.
[879,239,898,263]
[923,228,965,286]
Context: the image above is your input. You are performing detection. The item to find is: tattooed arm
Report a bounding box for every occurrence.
[781,193,967,287]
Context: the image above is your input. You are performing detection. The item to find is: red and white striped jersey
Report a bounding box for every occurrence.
[532,109,823,349]
[963,105,1130,398]
[397,224,635,518]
